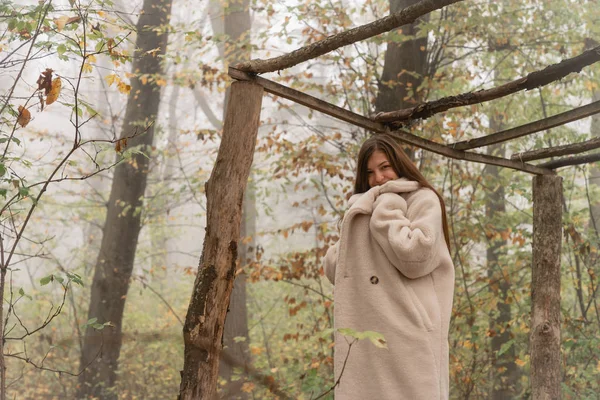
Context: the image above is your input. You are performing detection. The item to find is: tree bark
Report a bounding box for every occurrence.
[375,0,428,115]
[531,174,562,400]
[485,116,519,398]
[587,90,600,223]
[76,0,172,397]
[218,188,253,398]
[375,0,429,161]
[179,81,263,400]
[211,0,254,396]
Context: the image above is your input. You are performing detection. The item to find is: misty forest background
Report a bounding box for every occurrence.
[1,0,600,398]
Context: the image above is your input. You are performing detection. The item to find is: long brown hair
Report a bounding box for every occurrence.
[354,133,451,251]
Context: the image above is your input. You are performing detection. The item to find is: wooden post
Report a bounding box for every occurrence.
[179,81,263,400]
[531,174,562,400]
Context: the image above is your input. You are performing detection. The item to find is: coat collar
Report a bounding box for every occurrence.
[348,178,420,207]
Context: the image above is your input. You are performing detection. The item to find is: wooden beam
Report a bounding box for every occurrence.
[511,136,600,162]
[538,151,600,170]
[230,68,554,175]
[531,175,562,400]
[229,67,386,132]
[234,0,464,74]
[453,100,600,151]
[374,45,600,124]
[179,81,263,400]
[388,131,554,175]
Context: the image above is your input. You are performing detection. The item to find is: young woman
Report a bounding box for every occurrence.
[324,133,454,399]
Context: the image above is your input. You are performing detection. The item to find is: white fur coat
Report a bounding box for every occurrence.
[324,179,455,400]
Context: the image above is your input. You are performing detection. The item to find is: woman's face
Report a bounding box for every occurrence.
[367,150,399,188]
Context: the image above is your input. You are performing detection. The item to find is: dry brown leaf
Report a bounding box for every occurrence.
[115,138,127,153]
[66,16,81,25]
[45,77,62,105]
[36,68,53,94]
[17,105,31,127]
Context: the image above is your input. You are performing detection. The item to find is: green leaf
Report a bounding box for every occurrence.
[67,272,84,286]
[57,44,67,56]
[40,275,54,286]
[18,186,29,197]
[0,163,5,177]
[497,339,515,356]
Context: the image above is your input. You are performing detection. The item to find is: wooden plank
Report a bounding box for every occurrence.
[388,130,554,175]
[538,151,600,169]
[234,0,464,74]
[452,100,600,150]
[229,67,386,132]
[179,81,263,400]
[511,136,600,162]
[531,175,562,400]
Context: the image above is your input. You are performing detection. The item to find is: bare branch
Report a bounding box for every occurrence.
[235,0,464,74]
[374,45,600,123]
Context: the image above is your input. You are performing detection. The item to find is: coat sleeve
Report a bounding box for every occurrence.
[323,240,339,284]
[369,189,444,279]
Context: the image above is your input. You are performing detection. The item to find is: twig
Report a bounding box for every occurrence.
[313,337,356,399]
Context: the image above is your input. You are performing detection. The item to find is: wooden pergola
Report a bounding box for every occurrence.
[178,0,600,398]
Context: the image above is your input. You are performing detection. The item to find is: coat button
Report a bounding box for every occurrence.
[370,276,379,284]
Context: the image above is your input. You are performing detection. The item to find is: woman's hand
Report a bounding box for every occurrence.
[373,192,408,215]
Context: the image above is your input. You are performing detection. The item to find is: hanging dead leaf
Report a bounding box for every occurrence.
[17,105,31,127]
[54,16,70,31]
[36,68,53,94]
[45,77,62,105]
[66,16,81,25]
[115,138,127,153]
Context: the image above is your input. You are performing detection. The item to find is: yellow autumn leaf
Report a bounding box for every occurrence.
[105,74,118,87]
[155,78,167,86]
[117,81,131,94]
[17,105,31,127]
[45,77,62,105]
[515,358,527,367]
[82,62,93,73]
[87,54,97,63]
[249,346,263,355]
[97,10,105,18]
[54,16,70,32]
[240,383,255,393]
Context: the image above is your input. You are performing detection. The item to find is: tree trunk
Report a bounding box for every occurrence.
[531,175,562,400]
[179,81,263,400]
[587,89,600,228]
[486,119,519,397]
[217,1,253,397]
[218,187,254,398]
[374,0,428,160]
[76,0,172,396]
[374,0,428,115]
